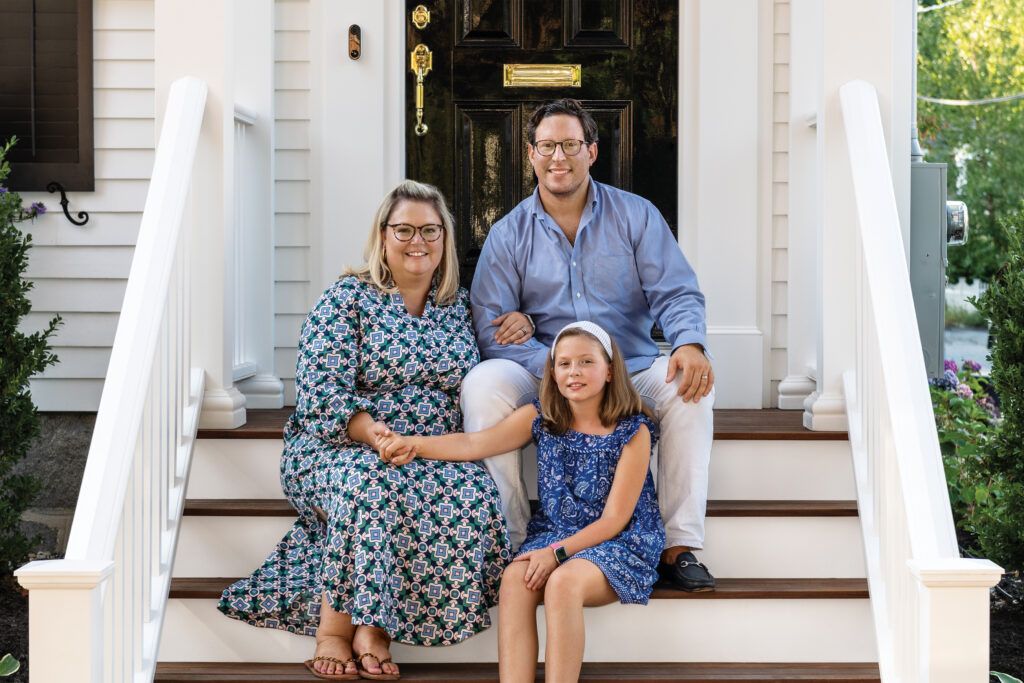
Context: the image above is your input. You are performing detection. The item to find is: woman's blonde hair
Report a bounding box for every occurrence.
[344,179,460,306]
[538,328,647,435]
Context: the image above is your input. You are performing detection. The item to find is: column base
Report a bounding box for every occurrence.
[778,374,816,410]
[802,390,848,431]
[199,385,246,429]
[237,373,285,409]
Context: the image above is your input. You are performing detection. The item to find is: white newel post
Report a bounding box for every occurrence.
[156,0,245,427]
[776,0,819,409]
[14,560,112,682]
[909,559,1004,683]
[233,0,284,408]
[678,0,764,408]
[804,0,910,430]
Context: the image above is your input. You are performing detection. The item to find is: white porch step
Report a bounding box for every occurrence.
[159,587,876,663]
[173,511,866,579]
[187,438,857,501]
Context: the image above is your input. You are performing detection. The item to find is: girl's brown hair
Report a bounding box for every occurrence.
[538,328,647,435]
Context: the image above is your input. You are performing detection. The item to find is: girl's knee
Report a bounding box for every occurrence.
[543,566,582,604]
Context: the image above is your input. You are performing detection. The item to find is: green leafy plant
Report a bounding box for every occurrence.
[0,654,19,677]
[968,210,1024,571]
[0,654,19,678]
[930,359,1002,532]
[992,673,1023,683]
[0,137,60,575]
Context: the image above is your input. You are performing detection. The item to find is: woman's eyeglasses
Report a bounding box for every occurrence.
[384,223,445,242]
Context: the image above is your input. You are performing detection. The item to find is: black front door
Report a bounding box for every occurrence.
[405,0,679,286]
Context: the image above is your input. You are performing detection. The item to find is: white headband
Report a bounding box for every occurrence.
[551,321,614,360]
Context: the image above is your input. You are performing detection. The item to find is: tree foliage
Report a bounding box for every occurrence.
[917,0,1024,282]
[0,138,60,574]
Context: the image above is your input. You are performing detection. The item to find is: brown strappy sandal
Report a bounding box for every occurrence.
[303,655,360,681]
[356,652,401,681]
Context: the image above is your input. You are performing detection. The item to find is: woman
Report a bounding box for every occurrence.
[219,180,529,680]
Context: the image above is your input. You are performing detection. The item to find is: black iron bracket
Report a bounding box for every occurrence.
[46,181,89,226]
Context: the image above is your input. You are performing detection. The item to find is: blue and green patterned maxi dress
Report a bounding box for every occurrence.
[218,276,511,646]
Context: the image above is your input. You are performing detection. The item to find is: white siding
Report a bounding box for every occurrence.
[274,0,313,405]
[22,0,155,411]
[769,0,790,404]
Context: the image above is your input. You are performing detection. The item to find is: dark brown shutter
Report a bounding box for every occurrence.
[0,0,94,191]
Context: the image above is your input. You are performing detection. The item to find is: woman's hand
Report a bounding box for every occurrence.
[514,548,560,591]
[492,312,535,346]
[374,426,418,466]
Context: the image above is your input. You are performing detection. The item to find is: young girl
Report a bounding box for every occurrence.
[374,321,665,682]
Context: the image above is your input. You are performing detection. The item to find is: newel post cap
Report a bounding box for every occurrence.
[908,557,1003,588]
[15,559,114,591]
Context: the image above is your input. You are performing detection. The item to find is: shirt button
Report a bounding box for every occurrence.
[576,292,581,298]
[572,261,577,267]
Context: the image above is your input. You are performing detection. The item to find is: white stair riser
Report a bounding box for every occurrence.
[160,597,876,663]
[173,516,866,578]
[188,439,856,501]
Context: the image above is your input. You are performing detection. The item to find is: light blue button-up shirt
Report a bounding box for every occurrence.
[470,179,708,377]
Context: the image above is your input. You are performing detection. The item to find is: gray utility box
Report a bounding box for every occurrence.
[910,161,947,379]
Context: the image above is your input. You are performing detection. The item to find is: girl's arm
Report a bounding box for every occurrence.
[556,424,651,556]
[377,404,536,463]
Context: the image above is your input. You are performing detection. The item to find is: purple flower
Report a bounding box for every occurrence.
[956,384,974,399]
[943,369,959,386]
[29,201,46,215]
[0,186,8,194]
[963,360,982,372]
[944,359,959,373]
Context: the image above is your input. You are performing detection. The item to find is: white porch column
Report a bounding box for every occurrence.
[803,0,912,430]
[776,0,819,409]
[680,0,764,409]
[234,0,285,408]
[156,0,245,428]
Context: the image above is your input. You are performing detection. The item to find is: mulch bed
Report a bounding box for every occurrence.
[0,576,27,683]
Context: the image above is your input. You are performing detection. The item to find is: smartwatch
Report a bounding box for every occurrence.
[549,542,569,564]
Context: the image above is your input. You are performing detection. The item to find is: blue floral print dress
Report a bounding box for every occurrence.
[517,404,665,604]
[219,276,511,646]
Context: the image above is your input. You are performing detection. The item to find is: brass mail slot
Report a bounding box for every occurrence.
[503,63,582,88]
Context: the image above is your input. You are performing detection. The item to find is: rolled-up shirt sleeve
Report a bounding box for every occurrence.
[471,224,551,377]
[292,279,375,446]
[635,201,709,355]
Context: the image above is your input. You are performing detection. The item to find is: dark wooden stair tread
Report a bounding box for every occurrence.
[198,408,848,440]
[170,577,868,600]
[155,661,880,681]
[184,499,858,517]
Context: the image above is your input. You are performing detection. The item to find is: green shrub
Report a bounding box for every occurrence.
[944,302,987,328]
[969,209,1024,572]
[0,138,60,575]
[930,360,1002,533]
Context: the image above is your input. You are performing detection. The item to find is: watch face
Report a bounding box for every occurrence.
[555,545,569,564]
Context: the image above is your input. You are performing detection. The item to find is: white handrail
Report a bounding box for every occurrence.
[15,76,209,683]
[838,79,1002,683]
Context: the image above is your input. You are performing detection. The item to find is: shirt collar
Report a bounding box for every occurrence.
[529,177,601,232]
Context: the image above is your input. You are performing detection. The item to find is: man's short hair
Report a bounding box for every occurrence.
[527,98,599,146]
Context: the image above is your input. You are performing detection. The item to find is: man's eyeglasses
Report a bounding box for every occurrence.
[532,139,589,157]
[384,222,445,242]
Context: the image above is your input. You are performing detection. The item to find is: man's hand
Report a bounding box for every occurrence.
[665,344,714,403]
[514,548,560,591]
[492,312,535,345]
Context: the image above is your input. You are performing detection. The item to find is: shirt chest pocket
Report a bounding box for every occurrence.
[587,249,639,299]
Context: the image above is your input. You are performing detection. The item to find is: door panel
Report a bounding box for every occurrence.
[407,0,677,285]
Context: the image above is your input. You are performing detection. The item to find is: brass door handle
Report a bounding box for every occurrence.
[410,43,433,137]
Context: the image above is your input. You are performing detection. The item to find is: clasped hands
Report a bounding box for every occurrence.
[369,422,418,466]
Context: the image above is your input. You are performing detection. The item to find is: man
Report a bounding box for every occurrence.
[462,98,715,591]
